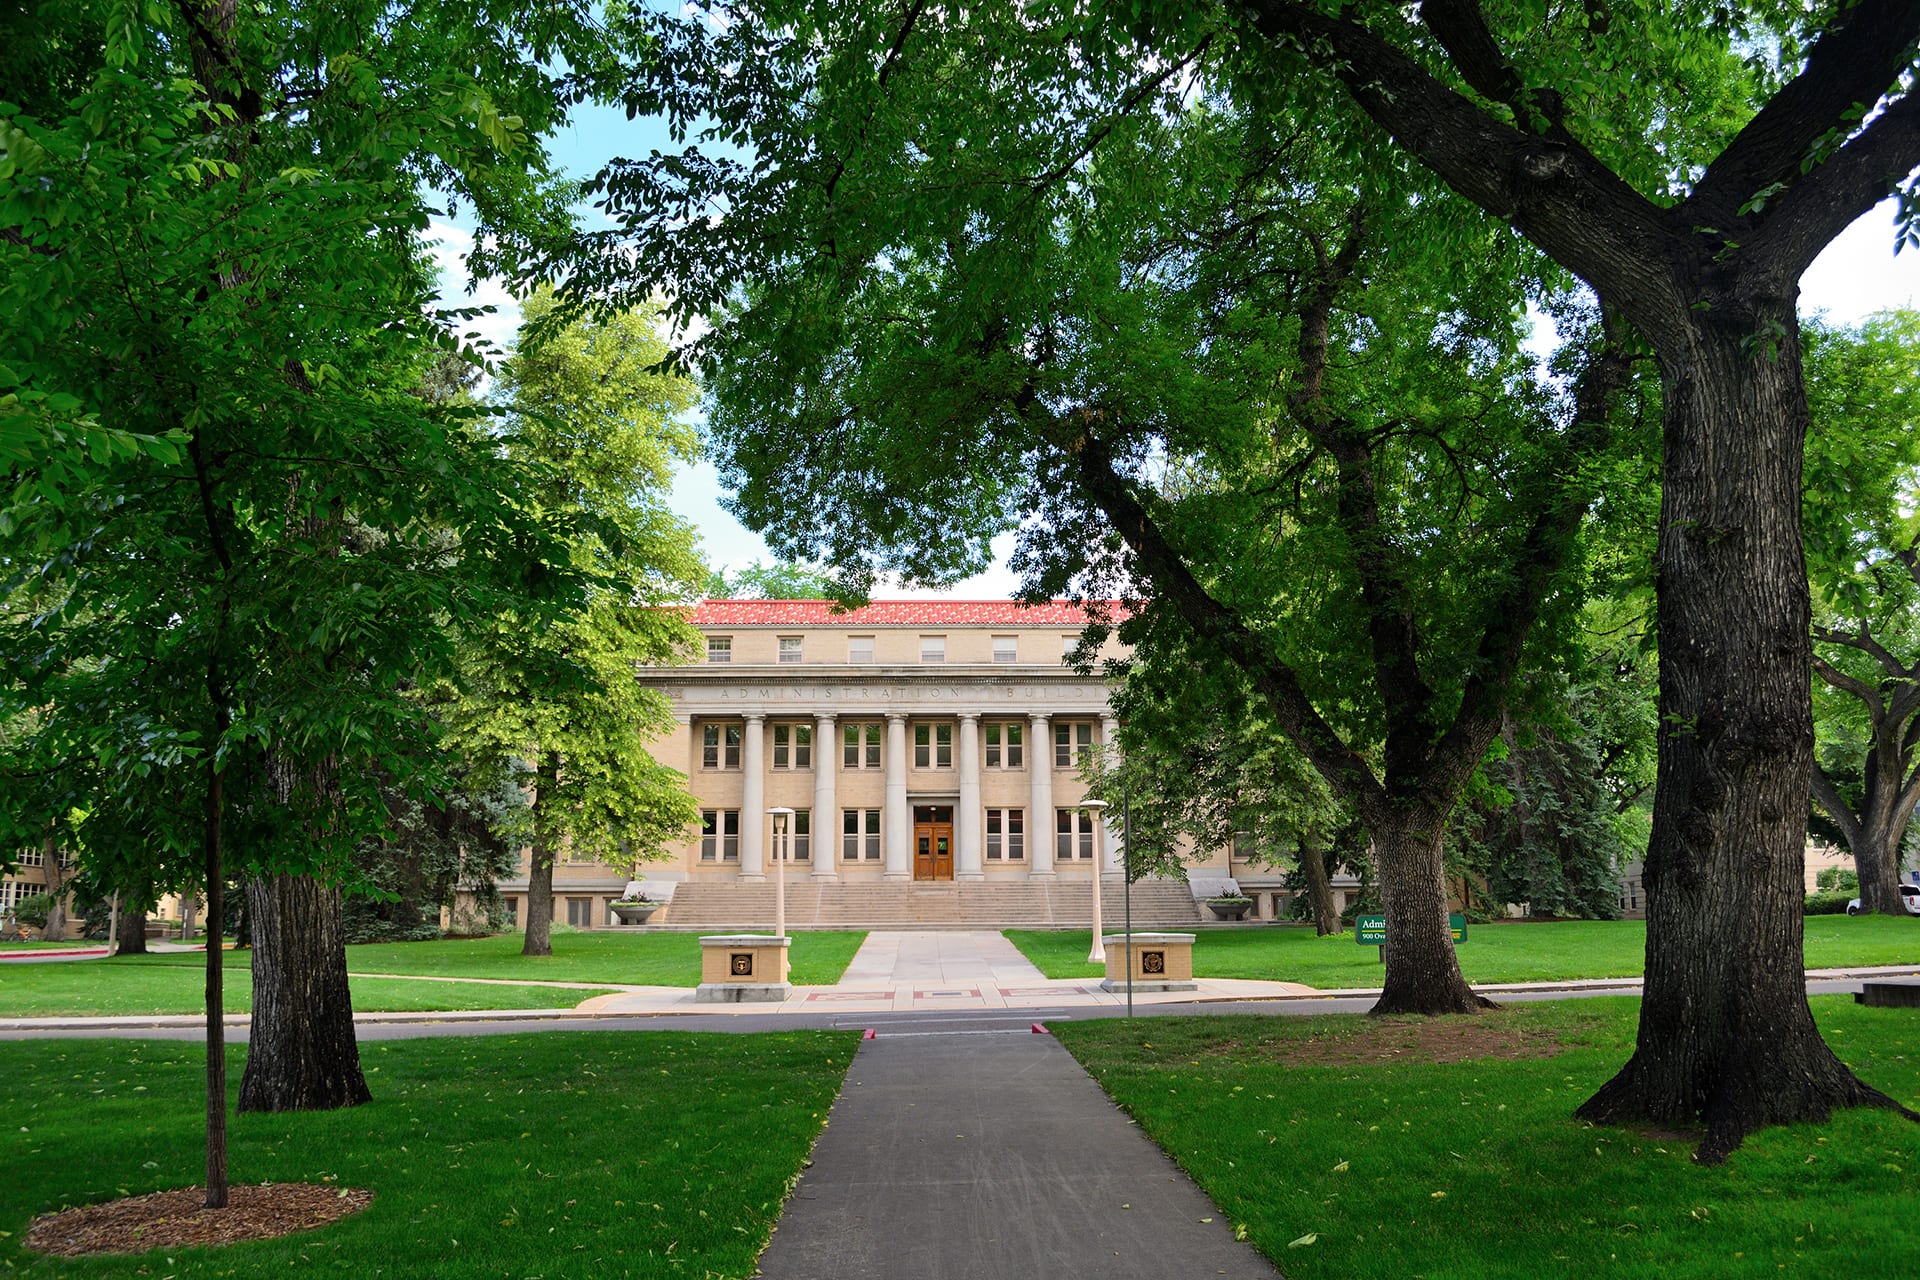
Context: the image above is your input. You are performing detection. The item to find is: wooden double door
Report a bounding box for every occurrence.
[913,805,954,880]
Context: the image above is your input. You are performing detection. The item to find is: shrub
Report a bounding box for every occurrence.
[1803,890,1854,915]
[13,893,54,930]
[1815,865,1859,893]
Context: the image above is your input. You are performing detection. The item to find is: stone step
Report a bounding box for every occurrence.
[660,878,1207,930]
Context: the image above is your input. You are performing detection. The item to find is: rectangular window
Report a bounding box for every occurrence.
[1054,721,1093,768]
[986,808,1025,860]
[504,896,518,926]
[848,635,875,663]
[700,809,741,862]
[914,722,953,768]
[842,808,882,860]
[16,846,42,867]
[1056,808,1096,860]
[702,722,743,770]
[772,723,813,770]
[1062,633,1079,659]
[567,897,593,927]
[778,636,803,663]
[773,809,811,861]
[984,722,1024,768]
[843,722,882,769]
[1,881,35,912]
[707,635,732,663]
[992,635,1018,663]
[920,635,945,663]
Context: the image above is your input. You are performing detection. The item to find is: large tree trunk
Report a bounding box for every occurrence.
[1366,809,1490,1015]
[1842,741,1918,916]
[1297,830,1340,936]
[1578,310,1911,1160]
[38,836,67,941]
[113,900,149,955]
[520,752,559,957]
[238,873,371,1113]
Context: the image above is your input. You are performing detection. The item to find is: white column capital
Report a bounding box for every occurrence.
[885,709,909,723]
[744,712,767,725]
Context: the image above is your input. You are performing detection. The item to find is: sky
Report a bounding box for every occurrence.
[434,102,1920,603]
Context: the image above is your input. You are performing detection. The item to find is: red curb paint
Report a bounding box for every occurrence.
[1032,1023,1048,1035]
[862,1028,876,1040]
[0,948,109,960]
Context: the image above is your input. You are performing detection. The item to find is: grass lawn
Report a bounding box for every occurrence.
[1,1030,855,1278]
[1006,915,1920,986]
[110,928,867,988]
[1054,996,1920,1279]
[0,958,618,1018]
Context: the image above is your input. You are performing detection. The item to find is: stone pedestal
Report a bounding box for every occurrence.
[1100,933,1197,992]
[695,934,792,1003]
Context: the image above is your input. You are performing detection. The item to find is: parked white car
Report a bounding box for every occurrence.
[1846,884,1920,916]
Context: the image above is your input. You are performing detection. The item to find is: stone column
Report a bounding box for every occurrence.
[811,712,837,879]
[740,714,766,880]
[956,712,983,880]
[1029,713,1054,876]
[884,712,911,880]
[1101,714,1123,875]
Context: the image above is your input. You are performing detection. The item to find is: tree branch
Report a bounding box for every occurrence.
[1234,1,1680,327]
[1686,0,1920,233]
[1746,87,1920,279]
[1810,760,1865,850]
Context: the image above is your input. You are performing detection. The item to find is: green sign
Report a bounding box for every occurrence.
[1354,914,1468,945]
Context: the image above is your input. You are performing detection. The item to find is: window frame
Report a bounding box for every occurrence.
[848,635,875,663]
[985,808,1025,861]
[842,808,882,861]
[1055,808,1097,860]
[1053,721,1094,768]
[992,635,1018,663]
[842,721,883,769]
[919,634,946,663]
[777,635,803,663]
[702,722,744,770]
[771,722,814,770]
[707,635,733,663]
[700,808,742,862]
[913,721,954,769]
[984,721,1025,769]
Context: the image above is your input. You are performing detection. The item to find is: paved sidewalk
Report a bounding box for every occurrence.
[756,1029,1281,1280]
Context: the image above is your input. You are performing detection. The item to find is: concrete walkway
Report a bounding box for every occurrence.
[756,1029,1281,1280]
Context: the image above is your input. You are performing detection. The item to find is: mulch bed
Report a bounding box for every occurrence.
[1251,1016,1572,1067]
[26,1183,373,1256]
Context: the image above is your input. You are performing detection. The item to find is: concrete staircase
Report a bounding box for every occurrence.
[661,878,1205,930]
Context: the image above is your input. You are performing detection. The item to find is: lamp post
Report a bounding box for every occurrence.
[1122,781,1133,1018]
[767,807,793,980]
[1080,799,1110,964]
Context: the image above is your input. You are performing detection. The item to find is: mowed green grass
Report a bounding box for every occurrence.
[1054,996,1920,1280]
[1,1030,855,1278]
[0,957,617,1017]
[333,928,869,987]
[0,930,868,1018]
[1006,916,1920,986]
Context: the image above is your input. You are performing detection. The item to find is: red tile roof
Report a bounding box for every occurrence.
[691,599,1122,627]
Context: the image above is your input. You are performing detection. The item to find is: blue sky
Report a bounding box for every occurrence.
[434,100,1920,602]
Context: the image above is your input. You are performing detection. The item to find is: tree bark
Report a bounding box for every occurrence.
[1808,639,1920,915]
[520,751,560,957]
[113,901,149,955]
[38,836,67,941]
[1575,311,1913,1159]
[203,710,228,1208]
[1297,829,1340,936]
[237,873,371,1113]
[1365,807,1491,1015]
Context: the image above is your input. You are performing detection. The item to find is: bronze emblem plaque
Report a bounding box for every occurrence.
[730,952,755,977]
[1141,950,1166,975]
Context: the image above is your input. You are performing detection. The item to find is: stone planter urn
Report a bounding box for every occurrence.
[610,901,660,926]
[1206,897,1253,921]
